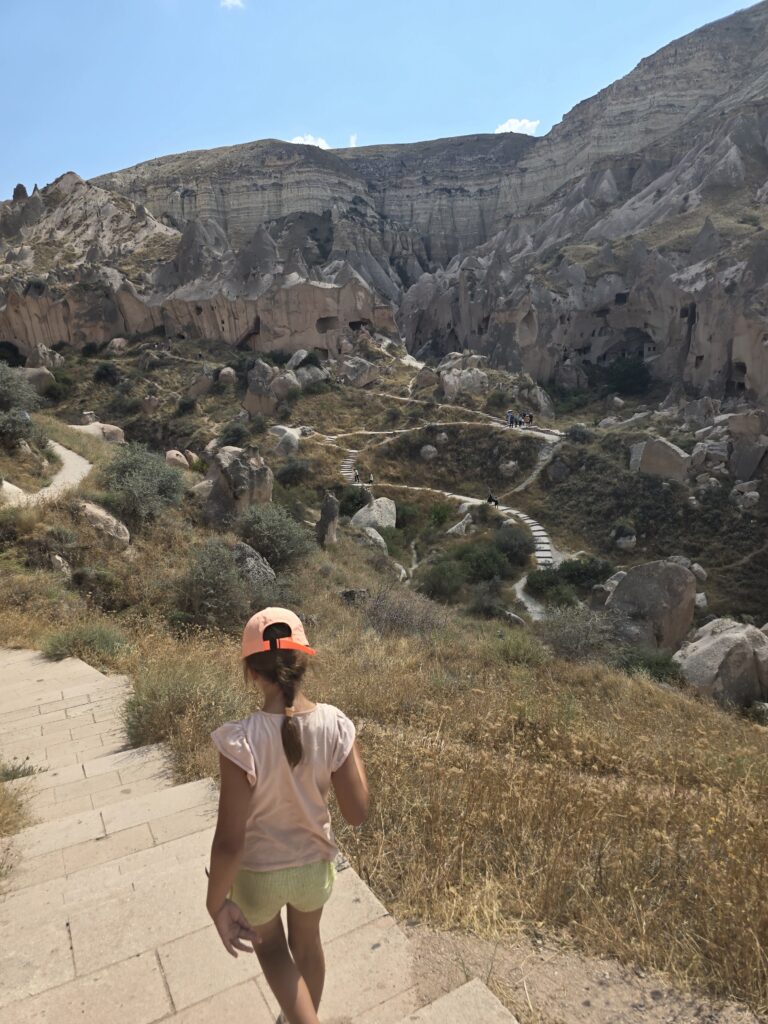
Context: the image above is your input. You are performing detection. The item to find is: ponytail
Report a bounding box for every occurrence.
[244,626,308,768]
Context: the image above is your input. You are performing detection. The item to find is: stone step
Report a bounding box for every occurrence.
[397,979,518,1023]
[8,777,216,863]
[0,824,213,924]
[0,675,128,723]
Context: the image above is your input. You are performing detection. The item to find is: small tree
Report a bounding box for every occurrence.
[237,503,314,569]
[0,362,40,414]
[101,443,183,529]
[606,357,651,396]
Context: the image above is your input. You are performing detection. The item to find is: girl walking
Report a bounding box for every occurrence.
[206,607,370,1024]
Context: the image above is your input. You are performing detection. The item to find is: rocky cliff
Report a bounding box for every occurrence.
[4,2,768,401]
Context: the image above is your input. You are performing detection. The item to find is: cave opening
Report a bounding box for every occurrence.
[348,319,372,331]
[614,292,629,305]
[0,341,24,366]
[316,316,340,334]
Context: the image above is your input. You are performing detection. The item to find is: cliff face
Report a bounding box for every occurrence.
[4,3,768,402]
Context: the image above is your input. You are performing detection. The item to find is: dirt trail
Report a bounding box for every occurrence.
[2,441,92,508]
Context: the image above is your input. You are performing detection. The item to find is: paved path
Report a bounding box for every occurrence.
[2,442,91,508]
[0,649,516,1024]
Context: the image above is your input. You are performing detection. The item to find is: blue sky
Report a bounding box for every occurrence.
[1,0,753,199]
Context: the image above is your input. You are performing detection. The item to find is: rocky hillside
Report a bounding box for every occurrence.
[3,2,768,402]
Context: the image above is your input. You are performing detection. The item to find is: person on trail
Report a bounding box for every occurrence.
[528,413,535,427]
[206,608,370,1024]
[487,491,499,508]
[353,468,360,484]
[368,472,374,486]
[506,409,514,427]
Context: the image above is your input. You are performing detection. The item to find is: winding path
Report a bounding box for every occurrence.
[1,442,92,508]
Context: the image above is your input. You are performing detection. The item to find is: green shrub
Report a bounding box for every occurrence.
[0,409,34,450]
[468,578,504,619]
[419,560,467,601]
[364,587,448,637]
[557,556,614,591]
[525,568,577,606]
[565,424,594,444]
[0,757,44,781]
[176,396,197,416]
[605,357,651,396]
[218,420,250,448]
[43,623,128,667]
[339,485,367,518]
[496,630,552,667]
[429,503,452,528]
[395,504,420,530]
[0,362,41,414]
[276,459,311,487]
[101,443,184,529]
[617,648,684,683]
[70,567,127,612]
[493,526,536,567]
[458,540,511,582]
[173,540,252,631]
[93,361,121,385]
[237,503,314,569]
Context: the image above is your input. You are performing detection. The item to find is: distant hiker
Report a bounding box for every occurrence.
[368,473,374,486]
[527,413,534,427]
[487,491,499,508]
[207,609,369,1024]
[353,468,360,484]
[506,410,514,427]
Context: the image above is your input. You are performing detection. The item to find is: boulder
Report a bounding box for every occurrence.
[605,560,697,651]
[243,381,278,418]
[106,337,130,355]
[0,480,26,506]
[202,445,274,525]
[350,496,397,531]
[73,421,125,443]
[286,349,309,371]
[142,395,160,415]
[184,449,198,467]
[219,366,237,388]
[187,368,216,400]
[334,357,379,388]
[295,365,330,389]
[50,554,72,579]
[440,367,489,401]
[691,562,707,582]
[165,450,189,469]
[420,444,438,462]
[270,370,301,401]
[413,366,438,389]
[629,437,690,482]
[695,592,709,611]
[446,513,473,536]
[729,437,768,481]
[731,488,760,511]
[81,411,97,425]
[673,619,768,707]
[25,342,63,368]
[248,360,276,386]
[682,397,719,430]
[271,426,301,456]
[79,501,130,549]
[19,366,55,396]
[361,526,388,552]
[232,542,276,589]
[316,492,340,548]
[716,410,768,439]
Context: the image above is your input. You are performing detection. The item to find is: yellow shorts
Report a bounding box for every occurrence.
[231,860,336,927]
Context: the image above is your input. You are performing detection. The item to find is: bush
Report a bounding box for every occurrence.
[617,648,684,683]
[0,362,40,414]
[537,605,625,661]
[468,578,504,619]
[0,409,34,450]
[395,503,420,530]
[237,503,314,569]
[81,341,102,358]
[0,757,42,781]
[276,459,311,487]
[93,361,121,385]
[339,485,367,518]
[605,357,651,396]
[101,443,184,529]
[176,396,197,416]
[364,587,448,637]
[70,567,127,612]
[496,630,552,667]
[565,424,594,444]
[493,526,536,567]
[525,568,577,606]
[419,559,467,601]
[218,420,250,448]
[43,623,128,667]
[429,503,452,528]
[557,556,614,591]
[173,540,252,631]
[458,540,511,582]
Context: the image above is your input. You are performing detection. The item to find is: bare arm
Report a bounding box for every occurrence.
[332,741,370,826]
[207,754,259,955]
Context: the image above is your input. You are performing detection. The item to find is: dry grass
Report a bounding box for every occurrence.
[1,499,768,1011]
[34,413,110,468]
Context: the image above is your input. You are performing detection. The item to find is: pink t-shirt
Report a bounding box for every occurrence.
[211,703,356,872]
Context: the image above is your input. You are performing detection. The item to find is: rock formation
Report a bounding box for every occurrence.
[200,445,273,525]
[673,618,768,706]
[605,560,697,651]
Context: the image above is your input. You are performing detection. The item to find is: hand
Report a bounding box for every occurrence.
[210,899,261,957]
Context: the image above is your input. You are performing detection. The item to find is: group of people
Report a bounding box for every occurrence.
[506,410,535,428]
[353,468,373,486]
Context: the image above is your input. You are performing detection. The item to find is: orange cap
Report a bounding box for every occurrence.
[241,607,316,658]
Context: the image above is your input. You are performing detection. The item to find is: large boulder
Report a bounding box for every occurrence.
[232,542,276,589]
[333,357,378,388]
[270,425,301,456]
[202,445,273,525]
[270,370,301,400]
[286,349,309,371]
[72,421,125,443]
[629,437,690,482]
[187,368,216,400]
[165,450,189,469]
[350,496,397,531]
[413,366,438,389]
[79,501,130,549]
[716,410,768,439]
[729,436,768,481]
[316,492,340,548]
[681,397,719,430]
[440,367,489,402]
[19,366,55,396]
[605,560,696,651]
[243,381,278,418]
[673,619,768,707]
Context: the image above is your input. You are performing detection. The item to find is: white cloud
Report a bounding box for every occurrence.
[348,133,358,148]
[220,0,244,8]
[290,134,330,150]
[495,117,541,136]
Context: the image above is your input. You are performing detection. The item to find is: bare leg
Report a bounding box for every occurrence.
[252,915,319,1024]
[287,904,326,1012]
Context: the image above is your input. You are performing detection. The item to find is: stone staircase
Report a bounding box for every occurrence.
[0,649,517,1024]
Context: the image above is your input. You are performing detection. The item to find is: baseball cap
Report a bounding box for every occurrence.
[242,607,316,658]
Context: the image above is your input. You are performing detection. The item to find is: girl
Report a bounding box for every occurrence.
[206,607,370,1024]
